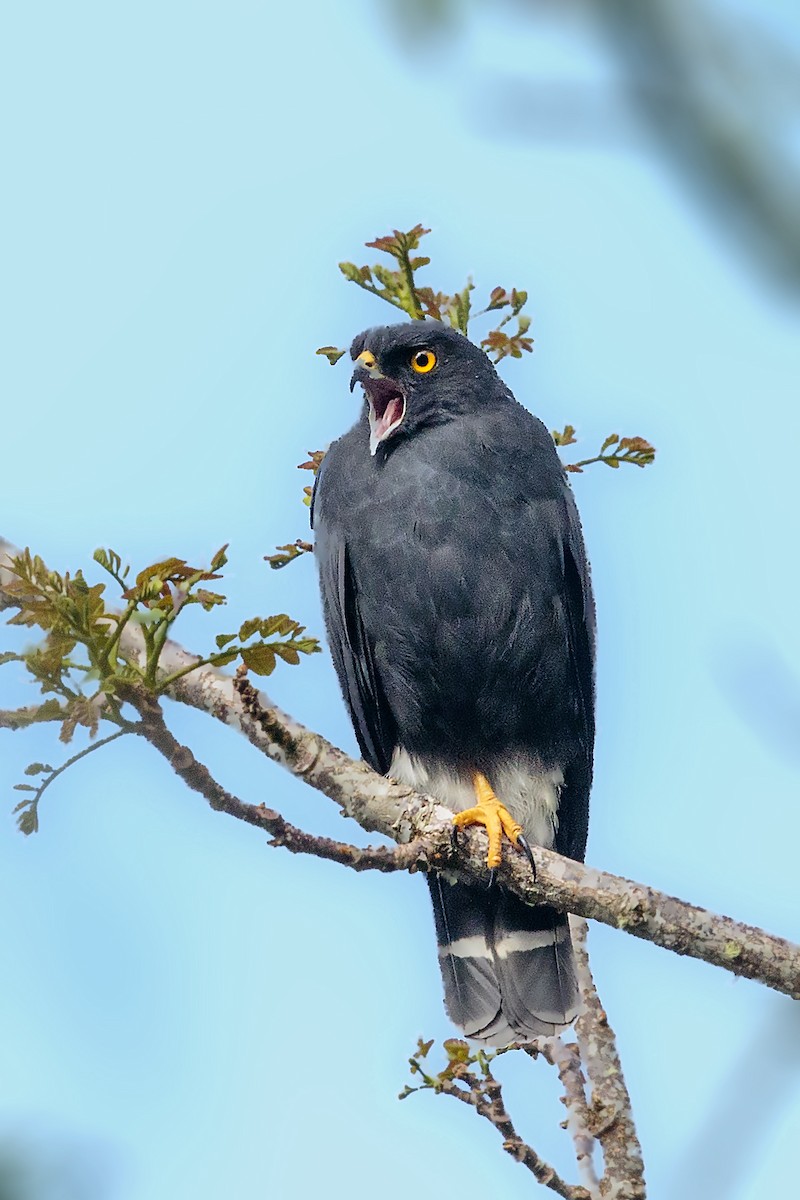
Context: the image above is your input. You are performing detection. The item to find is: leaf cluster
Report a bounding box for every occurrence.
[212,614,320,676]
[317,224,534,364]
[264,540,314,571]
[266,450,326,566]
[557,431,657,474]
[298,449,326,507]
[2,545,320,831]
[399,1036,507,1100]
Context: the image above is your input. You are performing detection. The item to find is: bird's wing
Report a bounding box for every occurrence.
[313,516,397,776]
[554,502,596,862]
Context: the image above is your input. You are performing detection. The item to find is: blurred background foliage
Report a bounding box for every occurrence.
[381,0,800,292]
[0,1134,110,1200]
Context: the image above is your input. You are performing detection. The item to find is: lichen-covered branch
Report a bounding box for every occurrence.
[572,917,646,1199]
[529,1038,600,1196]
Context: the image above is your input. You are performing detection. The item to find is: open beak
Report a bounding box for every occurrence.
[351,350,407,456]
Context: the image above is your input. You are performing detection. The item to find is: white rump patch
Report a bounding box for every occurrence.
[390,747,563,849]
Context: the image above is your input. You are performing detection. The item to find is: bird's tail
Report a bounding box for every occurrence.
[427,874,579,1046]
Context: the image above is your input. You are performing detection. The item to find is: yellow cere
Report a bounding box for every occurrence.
[411,349,436,374]
[356,349,377,369]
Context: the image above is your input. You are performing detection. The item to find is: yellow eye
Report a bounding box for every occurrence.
[410,348,437,374]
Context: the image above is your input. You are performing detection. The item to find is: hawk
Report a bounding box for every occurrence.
[312,321,595,1044]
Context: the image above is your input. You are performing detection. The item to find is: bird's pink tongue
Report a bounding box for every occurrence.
[373,396,404,443]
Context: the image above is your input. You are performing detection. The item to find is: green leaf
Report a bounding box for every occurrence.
[239,614,302,642]
[209,648,240,667]
[443,1038,470,1063]
[215,632,237,649]
[316,346,347,366]
[238,617,262,642]
[552,424,577,448]
[339,261,365,283]
[13,783,37,792]
[298,451,325,475]
[241,645,276,676]
[17,808,39,835]
[93,547,128,581]
[193,589,226,611]
[210,544,229,571]
[291,637,322,656]
[264,541,312,570]
[272,644,300,665]
[23,762,53,776]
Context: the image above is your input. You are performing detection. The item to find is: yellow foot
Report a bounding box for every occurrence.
[452,772,523,869]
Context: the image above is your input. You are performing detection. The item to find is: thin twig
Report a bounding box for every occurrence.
[438,1062,591,1199]
[122,684,423,874]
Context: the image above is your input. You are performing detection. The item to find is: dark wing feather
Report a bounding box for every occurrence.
[554,518,596,863]
[313,483,396,774]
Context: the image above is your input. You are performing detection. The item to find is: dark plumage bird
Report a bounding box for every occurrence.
[312,321,595,1045]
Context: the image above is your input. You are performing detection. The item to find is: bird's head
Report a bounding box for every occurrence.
[349,321,502,456]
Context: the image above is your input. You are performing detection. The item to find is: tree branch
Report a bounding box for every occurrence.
[444,1066,590,1199]
[2,535,799,1002]
[403,1039,591,1200]
[161,660,800,1002]
[572,917,646,1199]
[528,1037,600,1197]
[121,683,425,875]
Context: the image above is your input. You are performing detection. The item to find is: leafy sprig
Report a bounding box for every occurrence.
[555,430,657,474]
[319,224,534,363]
[264,541,314,571]
[212,614,320,676]
[266,450,325,566]
[298,449,326,507]
[2,545,320,832]
[13,731,128,835]
[399,1036,509,1100]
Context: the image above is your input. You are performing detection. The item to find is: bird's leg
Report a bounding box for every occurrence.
[452,772,523,870]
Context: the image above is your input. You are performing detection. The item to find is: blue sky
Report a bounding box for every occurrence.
[1,2,799,1197]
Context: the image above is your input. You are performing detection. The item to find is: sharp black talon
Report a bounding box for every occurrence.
[517,833,537,882]
[487,868,497,891]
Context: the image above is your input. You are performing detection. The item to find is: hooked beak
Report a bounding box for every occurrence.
[351,349,407,456]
